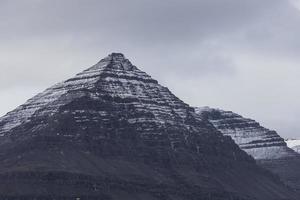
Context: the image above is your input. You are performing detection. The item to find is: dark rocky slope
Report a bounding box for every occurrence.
[196,107,300,193]
[0,53,297,199]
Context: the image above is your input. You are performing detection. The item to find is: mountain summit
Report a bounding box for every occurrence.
[0,54,298,199]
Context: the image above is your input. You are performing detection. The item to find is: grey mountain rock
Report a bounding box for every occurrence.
[195,106,300,192]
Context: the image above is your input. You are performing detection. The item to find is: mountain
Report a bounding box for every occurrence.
[286,139,300,154]
[0,53,298,199]
[196,107,300,192]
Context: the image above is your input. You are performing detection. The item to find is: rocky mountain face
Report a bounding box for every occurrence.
[286,139,300,154]
[0,53,298,199]
[196,107,300,192]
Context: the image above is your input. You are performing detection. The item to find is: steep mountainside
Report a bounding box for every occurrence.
[0,53,297,199]
[286,139,300,154]
[196,107,300,192]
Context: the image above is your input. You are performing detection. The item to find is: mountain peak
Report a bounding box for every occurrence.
[108,52,125,58]
[104,52,127,63]
[86,53,137,72]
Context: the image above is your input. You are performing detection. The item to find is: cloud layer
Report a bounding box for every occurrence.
[1,0,300,138]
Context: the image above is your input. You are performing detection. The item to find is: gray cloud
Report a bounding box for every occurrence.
[0,0,300,138]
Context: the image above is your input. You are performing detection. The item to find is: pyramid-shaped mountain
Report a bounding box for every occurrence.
[196,107,300,192]
[0,53,298,199]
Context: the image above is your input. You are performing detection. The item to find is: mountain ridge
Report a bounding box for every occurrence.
[195,106,300,192]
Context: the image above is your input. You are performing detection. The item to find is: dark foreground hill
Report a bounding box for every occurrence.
[0,53,297,200]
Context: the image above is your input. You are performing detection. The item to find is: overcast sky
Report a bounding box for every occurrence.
[1,0,300,138]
